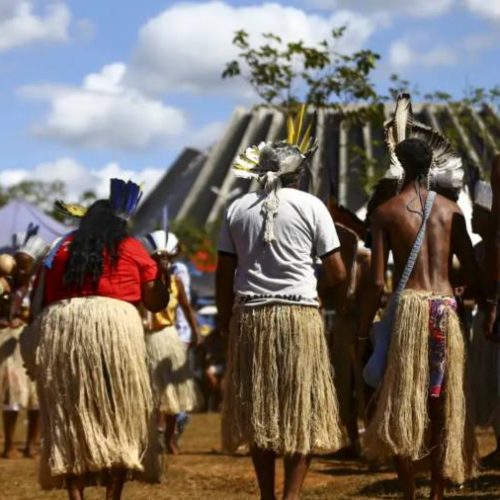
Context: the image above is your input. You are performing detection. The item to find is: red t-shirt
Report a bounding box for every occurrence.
[43,235,158,306]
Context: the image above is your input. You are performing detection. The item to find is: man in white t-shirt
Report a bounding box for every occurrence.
[216,132,346,500]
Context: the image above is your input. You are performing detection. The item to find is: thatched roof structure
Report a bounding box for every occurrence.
[134,103,499,234]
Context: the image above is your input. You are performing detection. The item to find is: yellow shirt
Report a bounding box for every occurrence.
[150,277,179,330]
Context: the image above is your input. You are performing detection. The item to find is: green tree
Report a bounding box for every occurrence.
[0,180,69,221]
[222,28,380,114]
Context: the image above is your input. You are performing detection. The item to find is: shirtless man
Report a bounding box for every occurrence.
[358,138,479,500]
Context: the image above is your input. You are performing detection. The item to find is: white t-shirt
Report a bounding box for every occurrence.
[218,188,340,307]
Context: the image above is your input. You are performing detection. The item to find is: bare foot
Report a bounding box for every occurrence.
[166,437,180,455]
[2,448,22,459]
[23,447,40,458]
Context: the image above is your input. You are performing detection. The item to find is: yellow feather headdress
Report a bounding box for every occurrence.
[54,200,88,218]
[233,104,318,180]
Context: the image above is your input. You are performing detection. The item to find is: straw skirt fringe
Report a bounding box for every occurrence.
[145,325,201,414]
[363,290,475,484]
[0,325,38,409]
[222,304,344,456]
[34,296,152,489]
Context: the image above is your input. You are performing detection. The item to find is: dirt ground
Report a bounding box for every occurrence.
[1,413,500,499]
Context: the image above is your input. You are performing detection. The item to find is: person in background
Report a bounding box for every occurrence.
[25,180,169,500]
[141,230,202,458]
[0,228,47,459]
[167,234,196,435]
[467,179,500,466]
[202,325,226,412]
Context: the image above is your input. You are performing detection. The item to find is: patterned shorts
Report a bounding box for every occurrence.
[429,296,457,398]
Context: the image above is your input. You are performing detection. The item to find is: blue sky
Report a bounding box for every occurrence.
[0,0,498,199]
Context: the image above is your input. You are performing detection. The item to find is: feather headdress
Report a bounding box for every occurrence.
[232,105,318,243]
[14,224,48,260]
[109,178,143,220]
[54,200,88,219]
[384,93,464,192]
[232,104,317,181]
[474,180,492,211]
[54,178,143,220]
[142,230,179,256]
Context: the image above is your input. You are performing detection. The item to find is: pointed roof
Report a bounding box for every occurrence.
[0,198,72,252]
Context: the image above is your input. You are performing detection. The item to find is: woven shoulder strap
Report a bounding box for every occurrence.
[394,190,436,300]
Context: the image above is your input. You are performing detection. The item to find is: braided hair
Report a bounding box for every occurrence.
[64,199,127,289]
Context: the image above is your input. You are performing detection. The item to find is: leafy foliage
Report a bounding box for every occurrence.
[222,28,380,112]
[0,180,66,217]
[170,219,218,273]
[0,180,98,223]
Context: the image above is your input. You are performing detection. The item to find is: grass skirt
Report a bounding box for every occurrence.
[222,304,344,456]
[35,296,152,489]
[0,325,38,410]
[145,325,201,414]
[363,290,475,484]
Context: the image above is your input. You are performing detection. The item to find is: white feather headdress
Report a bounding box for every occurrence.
[474,180,492,211]
[14,230,48,260]
[142,230,179,256]
[384,93,464,192]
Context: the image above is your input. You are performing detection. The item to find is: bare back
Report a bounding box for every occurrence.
[371,185,477,296]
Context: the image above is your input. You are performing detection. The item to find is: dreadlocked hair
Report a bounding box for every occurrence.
[64,199,128,290]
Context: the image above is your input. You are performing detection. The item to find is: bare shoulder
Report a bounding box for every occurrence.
[370,196,398,225]
[433,193,462,217]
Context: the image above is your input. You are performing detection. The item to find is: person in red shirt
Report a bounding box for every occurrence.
[26,186,169,500]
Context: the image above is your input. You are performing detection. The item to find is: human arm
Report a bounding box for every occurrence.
[176,275,201,346]
[321,250,347,288]
[357,210,390,348]
[452,210,482,300]
[141,258,170,313]
[215,253,236,335]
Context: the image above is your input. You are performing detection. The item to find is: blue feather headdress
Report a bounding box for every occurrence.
[109,178,143,220]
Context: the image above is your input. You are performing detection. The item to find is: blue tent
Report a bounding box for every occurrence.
[0,199,72,253]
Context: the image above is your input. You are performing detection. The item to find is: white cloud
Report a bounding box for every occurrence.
[302,0,454,17]
[127,1,379,95]
[1,158,165,201]
[20,63,187,150]
[464,0,500,20]
[389,40,458,69]
[0,1,70,52]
